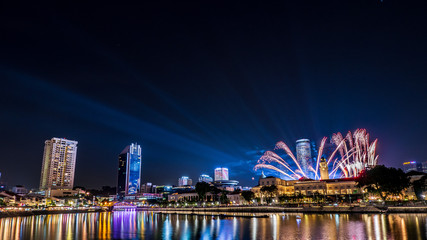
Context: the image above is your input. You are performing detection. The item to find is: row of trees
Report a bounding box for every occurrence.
[359,165,427,201]
[193,182,231,204]
[194,182,258,204]
[356,165,413,201]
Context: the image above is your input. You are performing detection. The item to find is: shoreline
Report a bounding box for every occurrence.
[145,205,427,214]
[0,209,105,219]
[2,205,427,219]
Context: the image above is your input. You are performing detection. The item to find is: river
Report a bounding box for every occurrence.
[0,211,426,239]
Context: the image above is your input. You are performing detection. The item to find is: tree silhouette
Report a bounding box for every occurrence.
[356,165,410,201]
[195,182,210,202]
[241,191,255,203]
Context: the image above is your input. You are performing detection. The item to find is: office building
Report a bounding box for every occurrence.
[117,143,142,198]
[198,174,213,183]
[39,138,78,190]
[178,176,192,186]
[296,139,311,176]
[214,167,229,181]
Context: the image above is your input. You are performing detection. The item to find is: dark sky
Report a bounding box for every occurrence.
[1,1,426,189]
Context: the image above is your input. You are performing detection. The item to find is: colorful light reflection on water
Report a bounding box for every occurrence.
[0,212,426,239]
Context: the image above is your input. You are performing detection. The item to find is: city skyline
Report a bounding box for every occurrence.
[1,2,427,239]
[1,2,427,189]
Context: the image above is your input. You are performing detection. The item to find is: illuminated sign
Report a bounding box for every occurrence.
[403,161,416,165]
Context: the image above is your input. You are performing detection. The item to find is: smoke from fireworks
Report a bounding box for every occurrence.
[254,129,378,180]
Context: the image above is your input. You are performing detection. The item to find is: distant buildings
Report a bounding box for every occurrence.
[178,176,192,186]
[12,185,28,195]
[141,182,156,193]
[117,143,142,199]
[198,174,213,183]
[403,161,426,173]
[213,167,238,191]
[39,138,78,190]
[296,139,311,176]
[214,167,229,181]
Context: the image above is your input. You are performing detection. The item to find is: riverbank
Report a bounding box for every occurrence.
[146,205,427,214]
[0,208,105,218]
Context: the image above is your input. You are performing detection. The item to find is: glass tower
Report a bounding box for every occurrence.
[296,139,311,178]
[117,143,142,199]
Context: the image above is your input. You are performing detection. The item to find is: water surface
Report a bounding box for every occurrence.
[0,211,426,239]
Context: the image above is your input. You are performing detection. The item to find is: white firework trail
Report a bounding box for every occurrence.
[254,164,297,180]
[274,141,307,177]
[254,129,379,180]
[259,151,301,178]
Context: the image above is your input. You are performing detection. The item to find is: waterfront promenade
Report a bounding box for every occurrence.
[147,205,427,214]
[0,206,105,218]
[3,204,427,219]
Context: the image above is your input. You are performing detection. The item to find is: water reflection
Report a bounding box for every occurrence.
[0,212,426,239]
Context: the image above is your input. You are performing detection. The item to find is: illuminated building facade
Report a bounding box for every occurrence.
[198,174,213,183]
[178,176,192,186]
[214,167,229,181]
[39,138,78,190]
[117,143,142,198]
[319,157,329,180]
[296,139,311,177]
[403,161,423,173]
[252,176,361,201]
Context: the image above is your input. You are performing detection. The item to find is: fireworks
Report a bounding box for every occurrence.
[254,129,378,180]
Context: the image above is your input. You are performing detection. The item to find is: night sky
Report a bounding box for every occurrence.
[1,1,426,189]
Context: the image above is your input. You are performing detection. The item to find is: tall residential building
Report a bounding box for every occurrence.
[39,138,78,190]
[214,167,229,181]
[296,139,311,177]
[199,174,213,183]
[178,176,192,186]
[117,143,142,198]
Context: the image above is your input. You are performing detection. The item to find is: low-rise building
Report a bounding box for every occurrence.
[167,192,245,205]
[227,193,245,205]
[12,185,28,196]
[168,192,214,202]
[252,176,296,197]
[252,176,362,202]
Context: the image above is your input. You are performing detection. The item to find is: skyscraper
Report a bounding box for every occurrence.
[296,139,311,177]
[117,143,142,198]
[214,167,229,181]
[39,138,78,190]
[178,176,192,186]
